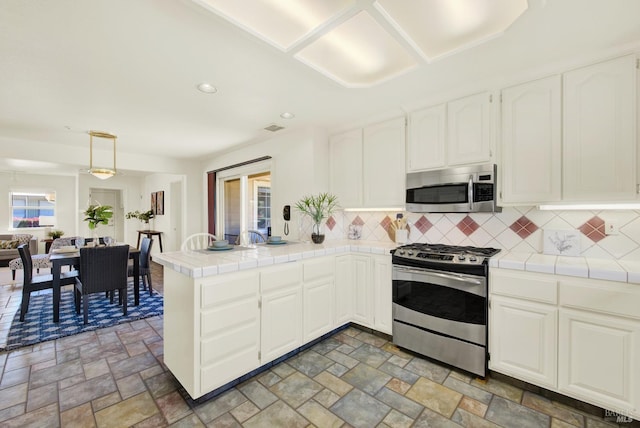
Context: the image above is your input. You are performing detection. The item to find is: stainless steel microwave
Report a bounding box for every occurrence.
[406,164,501,213]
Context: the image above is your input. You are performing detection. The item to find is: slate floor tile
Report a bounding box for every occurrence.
[405,377,462,418]
[269,371,323,408]
[287,350,334,377]
[330,389,391,428]
[341,363,392,395]
[375,386,424,419]
[94,391,159,428]
[452,407,501,428]
[243,400,309,428]
[59,372,118,412]
[486,395,550,428]
[238,380,278,409]
[443,375,493,404]
[60,402,96,428]
[404,357,451,384]
[521,391,585,426]
[383,409,415,428]
[349,343,392,368]
[298,399,344,428]
[192,388,247,423]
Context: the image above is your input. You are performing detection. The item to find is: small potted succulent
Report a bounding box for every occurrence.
[295,192,339,244]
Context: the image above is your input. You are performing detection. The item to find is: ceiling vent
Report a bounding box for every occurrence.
[264,124,285,132]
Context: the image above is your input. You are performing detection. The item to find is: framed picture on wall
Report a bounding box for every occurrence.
[155,191,164,215]
[151,192,157,215]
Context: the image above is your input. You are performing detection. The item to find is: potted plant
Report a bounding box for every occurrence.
[47,229,64,239]
[84,204,113,230]
[295,192,339,244]
[126,209,155,229]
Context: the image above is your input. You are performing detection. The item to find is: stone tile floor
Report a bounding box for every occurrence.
[0,266,635,427]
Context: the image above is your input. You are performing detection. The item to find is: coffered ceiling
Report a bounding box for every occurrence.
[1,0,639,166]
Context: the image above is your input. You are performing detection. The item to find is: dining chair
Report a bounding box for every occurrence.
[10,236,82,280]
[17,244,78,321]
[129,237,153,295]
[234,230,267,245]
[74,245,130,324]
[181,233,216,250]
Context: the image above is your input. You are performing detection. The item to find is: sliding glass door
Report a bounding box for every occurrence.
[216,161,271,245]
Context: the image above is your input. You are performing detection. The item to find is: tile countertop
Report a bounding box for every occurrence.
[153,240,398,278]
[489,251,640,284]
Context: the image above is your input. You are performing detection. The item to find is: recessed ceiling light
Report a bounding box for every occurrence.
[196,82,218,93]
[280,112,295,119]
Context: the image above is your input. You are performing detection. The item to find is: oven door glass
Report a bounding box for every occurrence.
[393,266,485,325]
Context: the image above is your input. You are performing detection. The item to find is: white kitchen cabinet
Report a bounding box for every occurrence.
[260,263,303,362]
[330,117,406,209]
[407,104,446,172]
[199,270,261,395]
[363,117,406,207]
[489,268,640,420]
[302,257,335,342]
[447,92,493,166]
[563,54,637,201]
[489,269,558,389]
[329,129,362,208]
[372,254,393,335]
[335,254,354,326]
[501,75,562,204]
[490,296,557,389]
[558,278,640,415]
[352,254,374,327]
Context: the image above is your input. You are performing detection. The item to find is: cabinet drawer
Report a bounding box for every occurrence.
[490,269,557,304]
[304,256,335,282]
[201,271,259,308]
[261,263,301,293]
[559,279,640,320]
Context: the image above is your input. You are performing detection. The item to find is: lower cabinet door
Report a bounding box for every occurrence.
[559,308,640,414]
[373,255,392,335]
[261,264,303,363]
[490,296,557,389]
[303,277,335,342]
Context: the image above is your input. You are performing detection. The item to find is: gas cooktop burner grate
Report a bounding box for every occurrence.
[396,243,501,257]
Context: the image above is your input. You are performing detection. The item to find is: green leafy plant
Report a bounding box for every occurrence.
[47,229,64,239]
[84,204,113,230]
[126,209,155,224]
[295,192,339,239]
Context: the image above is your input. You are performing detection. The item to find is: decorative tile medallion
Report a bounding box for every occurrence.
[380,216,392,231]
[579,216,606,243]
[414,216,433,234]
[509,216,539,239]
[352,216,365,226]
[457,216,479,236]
[326,216,336,231]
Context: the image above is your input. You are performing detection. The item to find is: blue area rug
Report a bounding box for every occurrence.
[3,285,163,351]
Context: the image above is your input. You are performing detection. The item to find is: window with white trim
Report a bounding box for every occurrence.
[10,191,56,229]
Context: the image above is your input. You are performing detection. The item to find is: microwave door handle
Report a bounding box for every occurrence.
[468,175,474,211]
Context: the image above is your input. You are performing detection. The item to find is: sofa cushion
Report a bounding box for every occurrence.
[0,239,19,249]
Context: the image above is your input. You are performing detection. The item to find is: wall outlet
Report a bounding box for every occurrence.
[605,221,619,235]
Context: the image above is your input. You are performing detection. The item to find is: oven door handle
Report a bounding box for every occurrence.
[393,266,483,285]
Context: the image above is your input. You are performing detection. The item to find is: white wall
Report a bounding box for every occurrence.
[201,127,329,241]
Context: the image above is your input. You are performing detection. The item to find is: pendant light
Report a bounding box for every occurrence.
[88,130,117,180]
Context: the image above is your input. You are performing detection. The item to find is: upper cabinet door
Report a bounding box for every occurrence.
[447,92,493,166]
[407,104,446,172]
[501,75,562,204]
[329,129,363,208]
[363,117,406,207]
[563,54,637,201]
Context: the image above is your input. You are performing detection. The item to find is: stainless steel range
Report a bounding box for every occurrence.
[391,243,501,377]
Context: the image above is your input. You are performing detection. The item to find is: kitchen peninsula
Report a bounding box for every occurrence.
[154,240,396,400]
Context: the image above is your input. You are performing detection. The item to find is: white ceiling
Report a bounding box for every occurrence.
[1,0,640,166]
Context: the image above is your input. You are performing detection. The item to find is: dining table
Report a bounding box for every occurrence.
[49,245,140,323]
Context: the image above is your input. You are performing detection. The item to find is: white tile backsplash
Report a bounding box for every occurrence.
[326,207,640,261]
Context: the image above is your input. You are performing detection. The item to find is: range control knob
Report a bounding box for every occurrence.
[398,250,405,255]
[469,256,478,262]
[457,254,466,261]
[407,251,414,256]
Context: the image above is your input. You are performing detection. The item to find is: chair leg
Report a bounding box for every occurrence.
[122,287,128,316]
[147,273,153,296]
[19,292,30,321]
[83,295,89,324]
[74,288,80,314]
[12,270,16,281]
